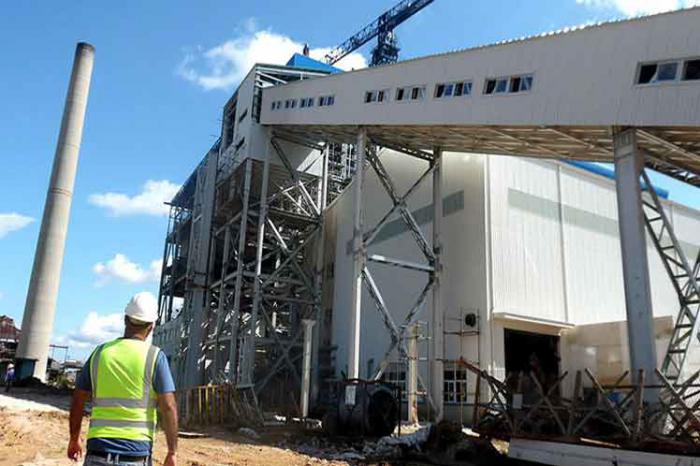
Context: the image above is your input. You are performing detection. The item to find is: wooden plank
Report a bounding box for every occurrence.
[567,371,582,438]
[473,372,481,426]
[584,369,631,437]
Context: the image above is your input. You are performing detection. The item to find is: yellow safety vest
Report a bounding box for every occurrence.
[87,339,160,441]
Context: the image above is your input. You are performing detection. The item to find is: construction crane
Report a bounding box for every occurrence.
[324,0,435,67]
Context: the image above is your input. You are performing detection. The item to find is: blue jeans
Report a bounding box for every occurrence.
[83,453,151,466]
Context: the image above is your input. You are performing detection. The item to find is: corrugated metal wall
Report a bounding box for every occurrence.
[328,151,700,417]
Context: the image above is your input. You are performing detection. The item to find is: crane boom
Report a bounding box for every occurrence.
[324,0,434,66]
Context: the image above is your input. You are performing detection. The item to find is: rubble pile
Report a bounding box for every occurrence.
[275,421,504,465]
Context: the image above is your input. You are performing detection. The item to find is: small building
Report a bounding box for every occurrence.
[0,315,21,376]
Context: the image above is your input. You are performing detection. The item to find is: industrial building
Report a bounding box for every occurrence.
[153,5,700,440]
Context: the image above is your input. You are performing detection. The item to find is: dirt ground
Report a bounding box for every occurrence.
[0,389,350,466]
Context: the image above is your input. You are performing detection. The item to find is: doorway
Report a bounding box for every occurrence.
[504,328,560,395]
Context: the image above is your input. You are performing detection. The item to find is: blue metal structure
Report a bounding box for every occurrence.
[324,0,435,67]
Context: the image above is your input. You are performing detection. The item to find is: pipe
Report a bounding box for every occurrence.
[16,42,95,381]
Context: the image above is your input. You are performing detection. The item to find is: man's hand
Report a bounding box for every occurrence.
[68,389,89,463]
[67,438,82,462]
[157,392,178,465]
[163,451,177,466]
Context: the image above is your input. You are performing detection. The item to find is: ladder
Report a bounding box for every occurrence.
[640,170,700,382]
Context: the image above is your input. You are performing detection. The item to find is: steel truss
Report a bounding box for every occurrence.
[348,131,442,417]
[202,139,328,412]
[156,145,219,385]
[640,170,700,383]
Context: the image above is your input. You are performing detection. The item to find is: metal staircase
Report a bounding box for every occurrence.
[640,170,700,382]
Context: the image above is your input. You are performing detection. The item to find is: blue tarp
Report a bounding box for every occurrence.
[566,161,669,199]
[285,53,342,74]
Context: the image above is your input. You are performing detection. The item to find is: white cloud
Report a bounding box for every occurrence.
[576,0,700,15]
[178,23,367,91]
[93,254,162,286]
[89,180,180,217]
[55,311,124,350]
[0,213,34,239]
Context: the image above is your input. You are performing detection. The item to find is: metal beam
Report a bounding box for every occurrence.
[430,146,444,421]
[613,129,658,399]
[228,159,253,382]
[245,158,271,385]
[348,128,367,379]
[367,254,434,273]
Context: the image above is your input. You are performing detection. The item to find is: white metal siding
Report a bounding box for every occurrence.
[262,9,700,127]
[488,157,567,322]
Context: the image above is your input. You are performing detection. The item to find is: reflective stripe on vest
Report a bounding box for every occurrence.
[87,340,159,441]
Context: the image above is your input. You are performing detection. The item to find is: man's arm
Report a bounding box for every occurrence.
[153,351,178,465]
[67,389,90,461]
[157,392,178,464]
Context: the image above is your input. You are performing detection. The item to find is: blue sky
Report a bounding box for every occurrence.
[1,0,698,361]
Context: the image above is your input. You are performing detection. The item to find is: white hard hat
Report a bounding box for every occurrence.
[124,292,158,323]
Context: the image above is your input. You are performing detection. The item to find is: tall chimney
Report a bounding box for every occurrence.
[16,42,95,380]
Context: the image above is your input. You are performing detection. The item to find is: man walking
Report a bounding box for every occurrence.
[67,292,178,466]
[4,363,15,393]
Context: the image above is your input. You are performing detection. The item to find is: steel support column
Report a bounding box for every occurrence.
[301,319,316,417]
[311,145,329,405]
[408,324,419,425]
[245,158,271,385]
[229,158,253,381]
[613,129,658,397]
[348,128,367,379]
[430,146,444,421]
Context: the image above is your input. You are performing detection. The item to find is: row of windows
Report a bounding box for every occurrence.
[364,75,531,106]
[270,95,335,111]
[637,58,700,85]
[270,74,533,113]
[380,362,469,403]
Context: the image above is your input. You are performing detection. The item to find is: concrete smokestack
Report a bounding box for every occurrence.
[16,42,95,380]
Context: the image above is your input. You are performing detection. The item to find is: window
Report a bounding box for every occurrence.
[484,78,508,95]
[285,99,294,109]
[300,97,314,108]
[443,363,468,403]
[364,89,389,103]
[270,101,276,111]
[435,80,473,99]
[484,75,533,95]
[637,61,679,84]
[381,362,406,394]
[318,95,335,107]
[237,108,248,123]
[683,59,700,81]
[396,86,425,102]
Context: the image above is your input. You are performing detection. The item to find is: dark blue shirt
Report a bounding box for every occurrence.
[77,341,176,456]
